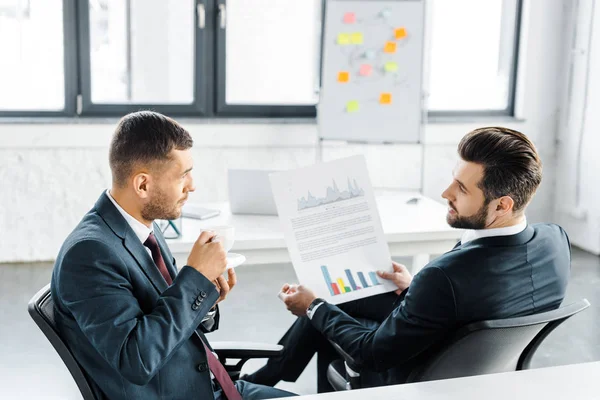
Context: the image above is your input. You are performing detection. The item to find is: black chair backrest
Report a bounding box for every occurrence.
[28,284,98,400]
[406,299,590,383]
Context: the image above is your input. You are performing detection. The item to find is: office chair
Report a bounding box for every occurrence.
[327,299,590,391]
[28,284,284,400]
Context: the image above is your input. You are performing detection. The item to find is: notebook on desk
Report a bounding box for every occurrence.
[181,203,221,220]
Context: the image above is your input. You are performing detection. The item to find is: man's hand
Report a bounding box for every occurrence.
[186,231,227,282]
[377,261,413,295]
[213,268,237,304]
[279,284,317,317]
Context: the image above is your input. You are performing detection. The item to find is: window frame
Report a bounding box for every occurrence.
[213,0,318,118]
[0,0,522,120]
[0,0,78,117]
[426,0,523,118]
[76,0,212,117]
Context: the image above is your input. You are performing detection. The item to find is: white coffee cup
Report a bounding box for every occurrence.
[205,226,235,253]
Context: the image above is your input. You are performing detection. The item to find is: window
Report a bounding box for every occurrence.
[79,0,205,115]
[0,0,522,118]
[0,0,69,112]
[217,0,320,116]
[428,0,521,115]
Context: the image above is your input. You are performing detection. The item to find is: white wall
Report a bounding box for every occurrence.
[554,0,600,255]
[0,0,570,263]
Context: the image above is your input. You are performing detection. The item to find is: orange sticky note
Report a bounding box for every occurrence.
[338,71,350,83]
[343,12,356,24]
[384,41,397,53]
[395,27,407,39]
[380,93,392,104]
[359,64,372,76]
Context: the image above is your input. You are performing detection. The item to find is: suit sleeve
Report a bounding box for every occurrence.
[172,255,220,333]
[310,266,457,372]
[56,239,220,385]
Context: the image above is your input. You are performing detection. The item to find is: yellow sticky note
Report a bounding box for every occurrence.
[338,33,351,45]
[384,41,397,53]
[338,71,350,83]
[384,61,398,72]
[350,32,364,44]
[346,100,359,113]
[380,93,392,104]
[395,27,407,39]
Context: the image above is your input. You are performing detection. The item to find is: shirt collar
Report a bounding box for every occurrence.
[461,218,527,245]
[105,189,153,245]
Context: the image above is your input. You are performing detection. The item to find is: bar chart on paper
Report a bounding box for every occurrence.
[321,265,381,296]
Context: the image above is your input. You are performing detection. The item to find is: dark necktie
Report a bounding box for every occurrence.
[200,340,242,400]
[143,233,173,285]
[144,234,241,399]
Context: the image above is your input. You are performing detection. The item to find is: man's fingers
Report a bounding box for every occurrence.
[392,262,408,272]
[227,268,237,289]
[197,230,216,245]
[377,270,395,280]
[216,275,230,299]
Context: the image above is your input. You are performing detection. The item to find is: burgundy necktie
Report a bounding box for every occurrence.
[200,341,242,400]
[143,233,173,285]
[144,234,241,399]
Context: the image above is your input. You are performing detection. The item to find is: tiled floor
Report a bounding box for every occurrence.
[1,249,598,399]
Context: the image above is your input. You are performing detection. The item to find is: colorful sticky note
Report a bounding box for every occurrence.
[380,93,392,104]
[384,41,397,53]
[350,32,364,44]
[343,12,356,24]
[395,27,407,39]
[384,61,398,72]
[337,33,351,45]
[346,100,360,113]
[338,71,350,83]
[359,64,372,76]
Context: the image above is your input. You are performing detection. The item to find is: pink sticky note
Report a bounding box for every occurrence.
[343,12,356,24]
[359,64,372,76]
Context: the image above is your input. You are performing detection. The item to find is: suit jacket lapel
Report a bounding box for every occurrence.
[123,230,169,293]
[95,191,168,293]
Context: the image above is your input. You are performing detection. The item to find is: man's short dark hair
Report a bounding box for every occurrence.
[458,127,542,212]
[109,111,193,187]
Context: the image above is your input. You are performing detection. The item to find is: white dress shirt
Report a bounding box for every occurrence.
[460,218,527,245]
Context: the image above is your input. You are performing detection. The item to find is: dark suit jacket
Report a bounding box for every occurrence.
[52,192,221,399]
[310,223,571,386]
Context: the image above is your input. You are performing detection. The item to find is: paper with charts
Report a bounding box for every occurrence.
[269,155,396,305]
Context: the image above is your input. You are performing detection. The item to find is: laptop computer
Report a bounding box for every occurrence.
[228,169,279,215]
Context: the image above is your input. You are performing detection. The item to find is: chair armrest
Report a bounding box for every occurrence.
[329,340,360,372]
[212,341,284,359]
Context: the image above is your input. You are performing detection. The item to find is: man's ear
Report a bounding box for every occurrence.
[132,172,151,199]
[495,195,515,217]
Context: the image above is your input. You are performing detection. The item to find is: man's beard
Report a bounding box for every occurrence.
[141,187,182,221]
[446,200,489,230]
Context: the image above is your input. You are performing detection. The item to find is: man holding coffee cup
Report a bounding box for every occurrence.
[51,111,295,399]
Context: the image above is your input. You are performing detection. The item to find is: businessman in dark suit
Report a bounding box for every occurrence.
[243,127,571,392]
[51,111,295,399]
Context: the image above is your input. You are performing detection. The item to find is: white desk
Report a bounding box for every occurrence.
[167,193,462,271]
[282,362,600,400]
